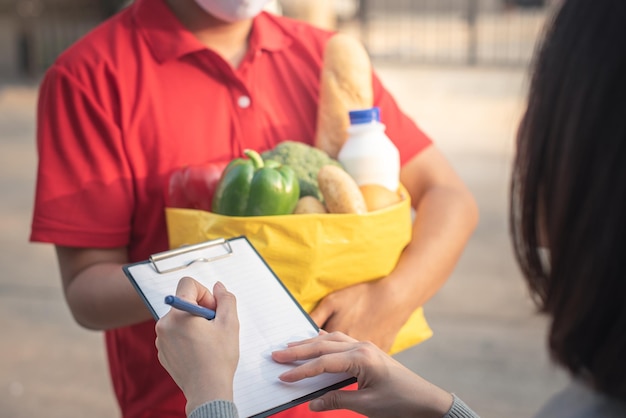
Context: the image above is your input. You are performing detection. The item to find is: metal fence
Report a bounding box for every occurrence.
[3,0,558,77]
[354,0,558,66]
[18,16,102,76]
[1,0,119,77]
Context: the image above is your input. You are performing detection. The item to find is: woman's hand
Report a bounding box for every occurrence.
[155,277,239,415]
[272,331,453,418]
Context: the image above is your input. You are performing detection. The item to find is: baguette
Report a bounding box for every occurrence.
[315,33,374,159]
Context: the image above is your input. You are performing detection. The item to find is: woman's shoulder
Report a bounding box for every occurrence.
[534,380,626,418]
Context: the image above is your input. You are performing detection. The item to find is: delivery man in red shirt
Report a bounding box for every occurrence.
[30,0,478,416]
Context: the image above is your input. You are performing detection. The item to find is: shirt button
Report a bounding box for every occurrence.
[237,95,251,109]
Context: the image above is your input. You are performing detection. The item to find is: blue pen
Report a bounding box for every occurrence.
[164,295,216,320]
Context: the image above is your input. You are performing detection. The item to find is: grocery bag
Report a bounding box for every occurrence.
[165,192,432,354]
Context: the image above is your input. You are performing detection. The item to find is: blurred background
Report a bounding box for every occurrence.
[0,0,559,77]
[1,1,568,417]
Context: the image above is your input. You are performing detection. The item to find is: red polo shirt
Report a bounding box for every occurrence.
[31,0,432,416]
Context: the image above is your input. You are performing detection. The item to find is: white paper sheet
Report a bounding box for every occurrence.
[125,237,353,417]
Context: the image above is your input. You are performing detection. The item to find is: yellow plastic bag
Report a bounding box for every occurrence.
[165,193,432,354]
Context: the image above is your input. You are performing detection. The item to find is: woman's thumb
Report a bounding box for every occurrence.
[309,390,362,414]
[213,282,238,320]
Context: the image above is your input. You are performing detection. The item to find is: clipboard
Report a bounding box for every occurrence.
[123,236,356,418]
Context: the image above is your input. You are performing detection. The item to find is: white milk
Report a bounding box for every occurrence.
[337,107,400,191]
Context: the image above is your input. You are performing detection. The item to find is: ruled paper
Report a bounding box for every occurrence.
[125,237,353,417]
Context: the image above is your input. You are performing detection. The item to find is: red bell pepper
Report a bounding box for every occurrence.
[166,162,227,211]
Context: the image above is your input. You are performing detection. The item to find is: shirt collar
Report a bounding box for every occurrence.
[249,12,292,53]
[133,0,291,63]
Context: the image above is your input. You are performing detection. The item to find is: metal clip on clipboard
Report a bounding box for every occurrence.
[149,238,233,274]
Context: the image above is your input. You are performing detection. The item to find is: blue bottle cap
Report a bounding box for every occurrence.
[349,107,381,125]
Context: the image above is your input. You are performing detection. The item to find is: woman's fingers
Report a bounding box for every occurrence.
[276,339,380,384]
[212,281,239,330]
[272,334,358,364]
[284,330,357,348]
[175,276,216,309]
[277,350,355,382]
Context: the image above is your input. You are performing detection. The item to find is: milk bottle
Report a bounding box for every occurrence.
[337,107,400,192]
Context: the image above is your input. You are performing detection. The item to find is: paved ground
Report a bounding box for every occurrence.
[0,63,568,418]
[376,64,569,417]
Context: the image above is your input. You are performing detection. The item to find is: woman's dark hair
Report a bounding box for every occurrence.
[510,0,626,400]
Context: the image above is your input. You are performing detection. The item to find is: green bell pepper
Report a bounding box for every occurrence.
[212,149,300,216]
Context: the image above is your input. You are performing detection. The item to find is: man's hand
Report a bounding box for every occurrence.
[309,280,407,353]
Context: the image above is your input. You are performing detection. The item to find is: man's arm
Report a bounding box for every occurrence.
[56,246,154,330]
[310,146,479,351]
[394,145,479,306]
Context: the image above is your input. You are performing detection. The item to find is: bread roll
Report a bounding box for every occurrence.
[293,196,328,214]
[359,184,402,211]
[315,34,374,159]
[318,165,367,214]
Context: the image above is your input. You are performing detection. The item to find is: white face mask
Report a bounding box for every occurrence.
[194,0,271,22]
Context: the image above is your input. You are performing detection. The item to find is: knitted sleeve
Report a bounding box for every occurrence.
[444,394,481,418]
[188,400,239,418]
